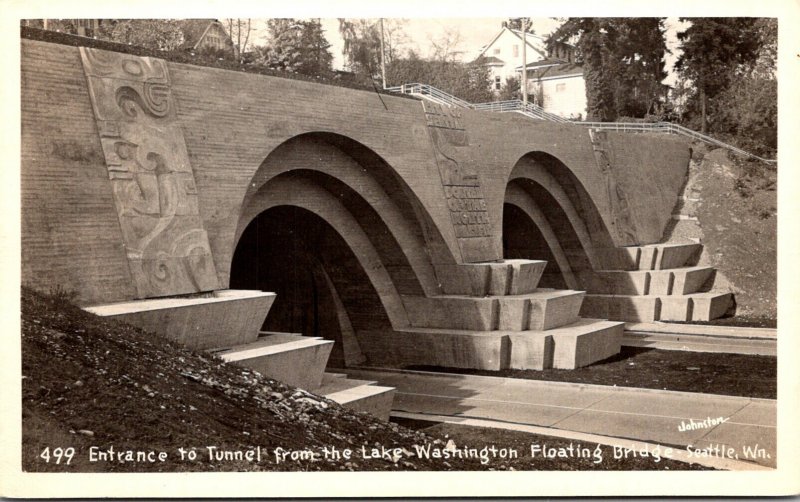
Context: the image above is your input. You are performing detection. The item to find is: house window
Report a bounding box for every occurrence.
[495,76,502,90]
[493,48,501,55]
[556,83,566,92]
[513,45,519,57]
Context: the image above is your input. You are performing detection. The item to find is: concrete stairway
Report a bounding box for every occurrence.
[582,242,734,322]
[213,332,396,420]
[393,259,623,370]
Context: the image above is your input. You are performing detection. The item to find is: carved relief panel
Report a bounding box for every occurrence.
[80,48,219,298]
[422,102,496,262]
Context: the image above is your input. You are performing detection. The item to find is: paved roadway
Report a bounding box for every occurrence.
[345,368,777,469]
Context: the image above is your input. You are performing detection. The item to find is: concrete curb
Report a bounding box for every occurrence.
[391,411,773,471]
[625,322,776,339]
[348,366,776,403]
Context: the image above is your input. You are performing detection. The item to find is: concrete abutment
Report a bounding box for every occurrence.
[20,39,736,418]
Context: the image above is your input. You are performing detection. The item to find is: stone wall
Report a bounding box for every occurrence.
[21,38,691,306]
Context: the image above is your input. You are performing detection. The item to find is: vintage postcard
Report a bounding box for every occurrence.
[2,0,799,497]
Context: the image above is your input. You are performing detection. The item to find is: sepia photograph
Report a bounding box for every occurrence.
[3,0,799,497]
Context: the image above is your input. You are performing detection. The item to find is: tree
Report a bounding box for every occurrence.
[106,19,185,51]
[674,18,761,132]
[503,18,534,33]
[498,76,521,101]
[338,19,382,77]
[386,50,494,103]
[611,18,669,117]
[225,19,253,58]
[548,18,619,121]
[428,27,464,62]
[548,18,668,121]
[261,19,333,77]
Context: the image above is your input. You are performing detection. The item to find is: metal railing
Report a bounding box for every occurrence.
[576,121,777,164]
[473,100,570,123]
[386,83,473,109]
[388,83,776,164]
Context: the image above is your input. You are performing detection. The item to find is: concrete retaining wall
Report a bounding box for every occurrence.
[21,38,690,306]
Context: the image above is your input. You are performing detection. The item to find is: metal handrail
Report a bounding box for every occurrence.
[576,121,777,164]
[388,83,775,164]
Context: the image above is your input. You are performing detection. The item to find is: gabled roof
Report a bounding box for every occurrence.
[178,19,222,50]
[517,57,570,70]
[473,27,547,62]
[479,56,505,65]
[521,61,584,80]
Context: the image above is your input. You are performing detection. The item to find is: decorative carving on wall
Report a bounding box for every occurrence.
[80,47,219,298]
[588,128,638,243]
[422,102,493,244]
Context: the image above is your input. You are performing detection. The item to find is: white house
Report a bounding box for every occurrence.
[474,26,588,119]
[520,59,587,120]
[473,27,548,92]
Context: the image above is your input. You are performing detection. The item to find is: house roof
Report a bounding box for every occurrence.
[517,57,570,70]
[479,56,505,65]
[473,27,547,62]
[521,61,584,80]
[177,19,220,50]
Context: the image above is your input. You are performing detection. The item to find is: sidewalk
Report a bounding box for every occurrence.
[345,368,776,468]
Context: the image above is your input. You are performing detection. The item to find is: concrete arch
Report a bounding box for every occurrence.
[234,175,411,330]
[504,151,616,289]
[230,132,452,296]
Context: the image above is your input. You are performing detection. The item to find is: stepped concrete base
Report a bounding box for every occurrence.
[689,292,735,321]
[438,259,547,296]
[610,243,703,271]
[581,294,660,323]
[403,289,584,332]
[358,319,623,371]
[658,296,692,321]
[214,333,333,390]
[591,267,713,297]
[84,289,275,350]
[550,319,623,369]
[582,292,733,322]
[315,373,395,421]
[591,271,650,295]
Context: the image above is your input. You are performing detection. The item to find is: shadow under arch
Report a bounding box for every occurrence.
[230,131,458,296]
[229,131,461,366]
[504,151,617,289]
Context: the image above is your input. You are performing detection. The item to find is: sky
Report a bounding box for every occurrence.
[249,18,689,87]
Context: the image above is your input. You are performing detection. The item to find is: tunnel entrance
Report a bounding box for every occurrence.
[230,205,390,367]
[502,203,568,289]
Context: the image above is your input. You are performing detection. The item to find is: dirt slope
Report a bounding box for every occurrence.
[665,147,777,325]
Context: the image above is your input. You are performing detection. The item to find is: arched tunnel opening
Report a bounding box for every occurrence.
[230,205,390,368]
[502,203,568,289]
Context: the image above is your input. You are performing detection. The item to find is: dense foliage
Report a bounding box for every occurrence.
[258,19,334,77]
[675,18,775,155]
[547,18,668,121]
[386,50,495,103]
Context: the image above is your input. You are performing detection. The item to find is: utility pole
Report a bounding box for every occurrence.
[522,18,527,106]
[379,18,387,89]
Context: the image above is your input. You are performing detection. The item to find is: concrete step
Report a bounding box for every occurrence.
[438,259,548,296]
[213,333,333,390]
[617,243,703,271]
[648,266,715,295]
[661,292,735,322]
[507,318,623,370]
[582,292,734,322]
[580,294,660,323]
[402,289,585,331]
[84,289,276,350]
[590,266,714,296]
[548,318,624,370]
[315,375,396,421]
[384,317,621,372]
